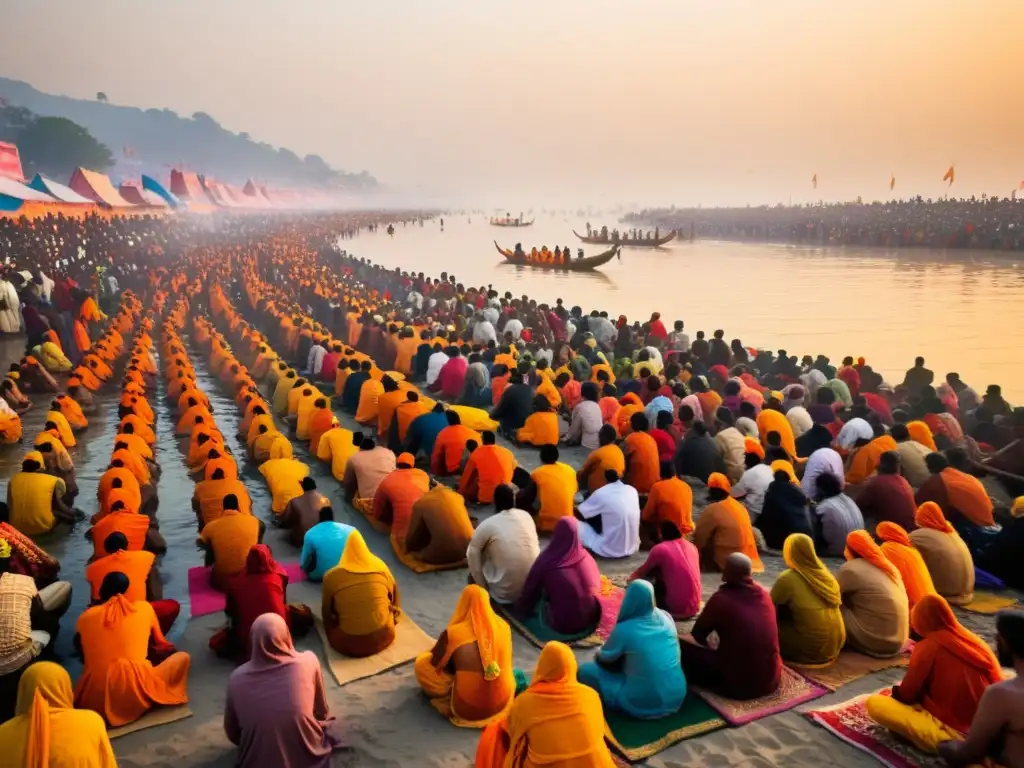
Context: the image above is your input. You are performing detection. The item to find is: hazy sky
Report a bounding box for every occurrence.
[2,1,1021,206]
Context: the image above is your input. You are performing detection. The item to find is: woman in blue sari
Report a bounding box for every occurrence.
[577,580,687,719]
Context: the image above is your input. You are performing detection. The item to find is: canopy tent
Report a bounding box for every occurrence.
[142,175,180,208]
[0,142,25,182]
[69,168,136,208]
[29,174,95,205]
[170,169,216,211]
[118,181,169,208]
[0,176,93,220]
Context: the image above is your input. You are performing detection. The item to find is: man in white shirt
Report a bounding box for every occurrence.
[307,340,327,378]
[471,313,497,346]
[502,311,524,341]
[577,470,640,558]
[482,306,500,326]
[466,485,540,603]
[426,343,449,387]
[567,382,603,450]
[732,453,774,521]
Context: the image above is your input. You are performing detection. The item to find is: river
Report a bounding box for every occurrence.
[349,215,1024,401]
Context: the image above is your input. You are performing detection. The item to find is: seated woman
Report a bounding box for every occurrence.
[770,533,845,665]
[909,502,975,606]
[515,395,560,447]
[866,594,1003,754]
[577,580,687,719]
[629,521,701,620]
[475,641,617,768]
[74,572,190,726]
[321,530,401,657]
[225,614,340,768]
[877,521,937,611]
[0,661,116,767]
[415,585,516,727]
[837,530,910,658]
[514,517,602,636]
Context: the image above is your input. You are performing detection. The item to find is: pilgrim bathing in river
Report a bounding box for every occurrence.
[0,209,1021,768]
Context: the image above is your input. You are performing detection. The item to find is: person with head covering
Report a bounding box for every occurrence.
[577,580,687,719]
[845,424,898,485]
[641,461,694,548]
[865,595,1002,754]
[466,483,539,606]
[756,466,814,550]
[837,530,910,657]
[836,417,874,451]
[915,452,995,539]
[680,552,782,700]
[630,520,700,620]
[258,439,310,517]
[0,661,116,767]
[812,470,864,557]
[403,484,475,566]
[197,494,264,590]
[757,402,798,460]
[769,534,845,665]
[74,572,190,726]
[909,502,975,606]
[459,432,517,505]
[225,614,339,767]
[321,530,401,657]
[577,470,640,559]
[732,438,773,522]
[694,473,765,572]
[7,452,74,536]
[518,444,578,532]
[855,451,918,530]
[415,585,516,726]
[474,640,617,768]
[514,517,603,635]
[877,521,938,611]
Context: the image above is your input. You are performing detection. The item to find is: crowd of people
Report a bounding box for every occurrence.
[0,209,1020,767]
[626,196,1024,250]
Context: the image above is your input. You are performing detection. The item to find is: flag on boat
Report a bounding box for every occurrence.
[943,165,955,186]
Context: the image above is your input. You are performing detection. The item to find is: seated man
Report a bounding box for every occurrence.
[404,484,474,566]
[196,495,264,590]
[576,424,625,494]
[640,461,693,548]
[576,470,640,559]
[916,451,996,553]
[89,499,166,558]
[84,532,179,634]
[402,401,447,459]
[693,473,765,573]
[342,437,397,513]
[680,553,782,700]
[630,521,700,620]
[458,432,516,505]
[278,477,330,547]
[466,484,540,604]
[516,444,578,533]
[34,428,78,502]
[623,413,660,494]
[258,440,310,518]
[7,452,74,536]
[909,502,975,606]
[430,410,482,477]
[300,506,355,581]
[371,453,430,544]
[192,465,251,529]
[316,424,360,482]
[937,610,1024,767]
[74,572,190,727]
[515,395,560,447]
[812,471,864,557]
[837,530,910,658]
[854,451,918,530]
[866,595,1003,755]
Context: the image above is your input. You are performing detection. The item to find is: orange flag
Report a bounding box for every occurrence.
[943,165,955,186]
[811,173,818,189]
[889,174,895,191]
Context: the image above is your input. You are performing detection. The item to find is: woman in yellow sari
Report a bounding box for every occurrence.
[321,530,401,657]
[415,585,515,727]
[0,661,116,768]
[475,642,615,768]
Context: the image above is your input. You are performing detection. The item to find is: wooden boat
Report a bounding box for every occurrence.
[494,241,619,272]
[573,229,677,247]
[490,218,535,227]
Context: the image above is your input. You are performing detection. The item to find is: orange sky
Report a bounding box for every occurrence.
[1,0,1021,205]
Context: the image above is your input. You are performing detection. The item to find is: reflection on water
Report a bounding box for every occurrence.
[352,216,1024,400]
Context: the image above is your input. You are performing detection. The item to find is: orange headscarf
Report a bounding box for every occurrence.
[877,522,936,607]
[708,472,732,493]
[911,595,1002,680]
[844,530,902,583]
[440,585,508,681]
[743,437,765,460]
[915,501,954,533]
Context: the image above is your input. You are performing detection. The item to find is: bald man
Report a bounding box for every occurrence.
[679,553,782,700]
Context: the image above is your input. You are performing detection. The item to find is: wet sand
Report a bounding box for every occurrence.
[0,330,1017,767]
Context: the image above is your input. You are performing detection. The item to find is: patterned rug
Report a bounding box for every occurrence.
[492,576,624,649]
[604,693,726,762]
[792,643,914,692]
[804,692,945,768]
[696,666,829,726]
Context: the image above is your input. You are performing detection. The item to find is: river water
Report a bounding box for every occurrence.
[353,215,1024,401]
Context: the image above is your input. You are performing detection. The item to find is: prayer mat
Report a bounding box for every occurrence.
[314,616,434,687]
[107,705,193,739]
[804,691,945,768]
[696,666,829,726]
[961,591,1019,614]
[492,577,625,649]
[351,495,391,534]
[394,545,467,574]
[604,694,726,762]
[792,643,915,692]
[187,562,306,617]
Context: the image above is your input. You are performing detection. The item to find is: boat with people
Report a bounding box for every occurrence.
[494,240,619,272]
[574,225,677,247]
[490,214,534,227]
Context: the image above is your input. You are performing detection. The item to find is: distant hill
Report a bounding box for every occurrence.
[0,78,376,190]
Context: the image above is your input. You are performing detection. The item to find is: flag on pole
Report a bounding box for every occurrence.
[811,173,817,190]
[942,165,955,186]
[889,174,895,191]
